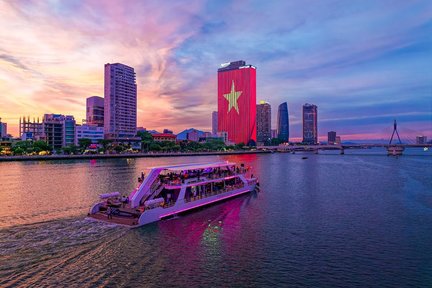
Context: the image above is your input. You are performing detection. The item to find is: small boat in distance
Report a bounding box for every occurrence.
[88,161,258,227]
[387,145,404,156]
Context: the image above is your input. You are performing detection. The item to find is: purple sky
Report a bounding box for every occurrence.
[0,0,431,140]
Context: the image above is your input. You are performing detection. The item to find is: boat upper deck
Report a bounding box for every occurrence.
[152,162,250,188]
[130,161,253,209]
[150,161,237,172]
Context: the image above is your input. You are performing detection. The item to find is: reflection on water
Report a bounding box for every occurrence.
[0,150,431,287]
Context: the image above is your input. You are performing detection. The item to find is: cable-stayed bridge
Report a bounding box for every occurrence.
[257,120,430,156]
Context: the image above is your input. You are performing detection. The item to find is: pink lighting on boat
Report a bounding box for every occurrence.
[159,188,250,219]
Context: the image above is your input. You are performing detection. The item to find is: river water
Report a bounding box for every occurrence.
[0,149,431,287]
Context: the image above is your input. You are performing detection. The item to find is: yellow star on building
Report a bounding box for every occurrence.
[224,80,242,114]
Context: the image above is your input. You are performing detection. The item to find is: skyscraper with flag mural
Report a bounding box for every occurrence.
[217,60,256,144]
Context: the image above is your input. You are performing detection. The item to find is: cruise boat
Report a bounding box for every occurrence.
[387,145,404,156]
[88,161,259,227]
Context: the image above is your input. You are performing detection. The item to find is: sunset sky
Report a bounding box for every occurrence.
[0,0,431,140]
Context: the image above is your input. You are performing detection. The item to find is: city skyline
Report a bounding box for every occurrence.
[0,1,431,140]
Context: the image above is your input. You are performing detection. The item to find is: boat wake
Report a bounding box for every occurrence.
[0,218,128,288]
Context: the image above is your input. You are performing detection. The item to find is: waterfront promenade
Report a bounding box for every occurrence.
[0,150,270,162]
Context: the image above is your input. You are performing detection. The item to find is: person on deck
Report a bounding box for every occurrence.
[107,206,113,219]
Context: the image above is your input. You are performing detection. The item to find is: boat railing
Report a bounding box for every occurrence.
[158,169,246,186]
[142,197,177,210]
[148,183,164,200]
[161,172,244,186]
[184,182,245,203]
[131,168,162,208]
[163,201,176,209]
[150,179,161,192]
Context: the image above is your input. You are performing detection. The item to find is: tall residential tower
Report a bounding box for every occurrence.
[303,103,318,144]
[217,60,256,144]
[328,131,336,144]
[277,102,289,142]
[104,63,137,141]
[256,101,271,144]
[212,111,218,135]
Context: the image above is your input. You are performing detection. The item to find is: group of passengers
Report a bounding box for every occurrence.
[157,164,248,185]
[185,177,244,203]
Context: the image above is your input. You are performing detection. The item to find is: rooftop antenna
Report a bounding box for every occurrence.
[389,119,402,145]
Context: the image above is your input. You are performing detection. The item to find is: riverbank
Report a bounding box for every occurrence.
[0,150,271,162]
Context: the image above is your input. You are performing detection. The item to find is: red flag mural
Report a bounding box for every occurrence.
[217,61,256,144]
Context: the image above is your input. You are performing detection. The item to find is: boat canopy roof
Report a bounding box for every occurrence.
[151,161,236,172]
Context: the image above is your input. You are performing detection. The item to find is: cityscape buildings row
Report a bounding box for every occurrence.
[1,60,429,149]
[214,60,318,145]
[213,95,314,145]
[15,63,139,148]
[11,62,232,149]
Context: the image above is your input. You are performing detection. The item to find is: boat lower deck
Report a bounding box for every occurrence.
[88,212,139,226]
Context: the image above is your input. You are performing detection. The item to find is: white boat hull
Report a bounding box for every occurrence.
[138,184,255,226]
[87,161,259,228]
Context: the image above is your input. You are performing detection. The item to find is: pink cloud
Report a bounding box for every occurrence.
[0,0,209,136]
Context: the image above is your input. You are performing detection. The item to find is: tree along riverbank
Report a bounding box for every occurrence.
[0,150,271,162]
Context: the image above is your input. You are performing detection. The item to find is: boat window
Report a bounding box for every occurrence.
[158,188,181,208]
[213,181,224,192]
[183,177,244,203]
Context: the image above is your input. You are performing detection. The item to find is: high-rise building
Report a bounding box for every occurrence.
[271,129,278,139]
[104,63,137,141]
[43,114,77,149]
[416,136,427,145]
[0,118,7,138]
[218,60,256,144]
[328,131,337,144]
[277,102,289,142]
[256,101,271,144]
[303,103,318,144]
[212,111,218,135]
[86,96,104,127]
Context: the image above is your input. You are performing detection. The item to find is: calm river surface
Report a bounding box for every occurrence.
[0,149,431,287]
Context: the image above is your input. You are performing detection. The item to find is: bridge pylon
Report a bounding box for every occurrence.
[388,120,404,156]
